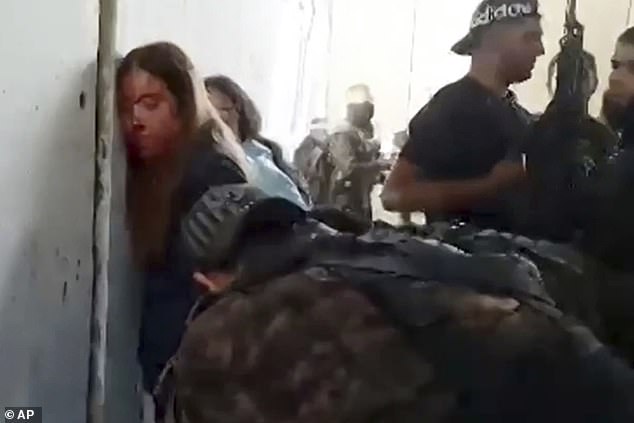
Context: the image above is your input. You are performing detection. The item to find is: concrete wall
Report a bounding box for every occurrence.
[0,0,98,421]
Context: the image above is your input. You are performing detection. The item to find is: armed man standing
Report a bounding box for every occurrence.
[382,0,543,231]
[293,117,330,202]
[327,84,391,222]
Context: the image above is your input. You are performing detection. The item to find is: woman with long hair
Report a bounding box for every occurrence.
[204,75,311,209]
[116,42,248,419]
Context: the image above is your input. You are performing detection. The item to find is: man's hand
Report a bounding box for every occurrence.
[193,271,235,294]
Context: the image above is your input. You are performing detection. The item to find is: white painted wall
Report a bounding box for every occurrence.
[0,0,98,421]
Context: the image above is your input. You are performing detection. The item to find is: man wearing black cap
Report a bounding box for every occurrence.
[382,0,543,231]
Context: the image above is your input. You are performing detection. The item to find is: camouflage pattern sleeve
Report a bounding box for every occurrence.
[328,131,358,176]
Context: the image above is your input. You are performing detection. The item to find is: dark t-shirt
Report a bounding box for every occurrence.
[401,76,533,229]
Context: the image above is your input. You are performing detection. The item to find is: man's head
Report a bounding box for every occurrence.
[345,84,375,128]
[116,42,200,162]
[453,0,544,85]
[604,27,634,131]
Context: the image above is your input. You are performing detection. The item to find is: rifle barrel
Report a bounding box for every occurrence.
[566,0,578,24]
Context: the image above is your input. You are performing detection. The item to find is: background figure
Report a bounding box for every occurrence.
[116,42,248,421]
[293,117,330,202]
[387,130,417,225]
[204,75,311,209]
[327,84,391,221]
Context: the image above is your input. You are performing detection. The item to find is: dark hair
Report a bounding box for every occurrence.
[117,42,199,137]
[204,75,262,141]
[116,42,201,267]
[618,26,634,45]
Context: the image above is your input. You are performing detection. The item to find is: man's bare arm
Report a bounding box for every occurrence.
[380,158,525,214]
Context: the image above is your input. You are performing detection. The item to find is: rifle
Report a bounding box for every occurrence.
[551,0,588,116]
[524,0,594,241]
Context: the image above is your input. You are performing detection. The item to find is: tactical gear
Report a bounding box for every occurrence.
[293,134,329,201]
[181,191,557,314]
[180,184,306,272]
[326,124,383,222]
[167,199,634,422]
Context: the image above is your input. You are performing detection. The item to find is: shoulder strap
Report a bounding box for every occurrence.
[308,228,556,308]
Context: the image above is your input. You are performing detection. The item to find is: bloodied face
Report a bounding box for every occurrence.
[117,68,184,162]
[604,41,634,130]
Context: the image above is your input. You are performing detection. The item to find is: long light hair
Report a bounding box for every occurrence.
[117,42,247,268]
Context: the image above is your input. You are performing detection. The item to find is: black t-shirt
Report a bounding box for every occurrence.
[401,76,533,229]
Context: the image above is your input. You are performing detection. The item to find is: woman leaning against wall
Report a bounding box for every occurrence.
[115,42,248,421]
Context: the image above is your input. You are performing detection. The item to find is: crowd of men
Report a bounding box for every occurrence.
[122,0,634,421]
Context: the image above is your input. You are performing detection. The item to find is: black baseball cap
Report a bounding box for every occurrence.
[452,0,541,56]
